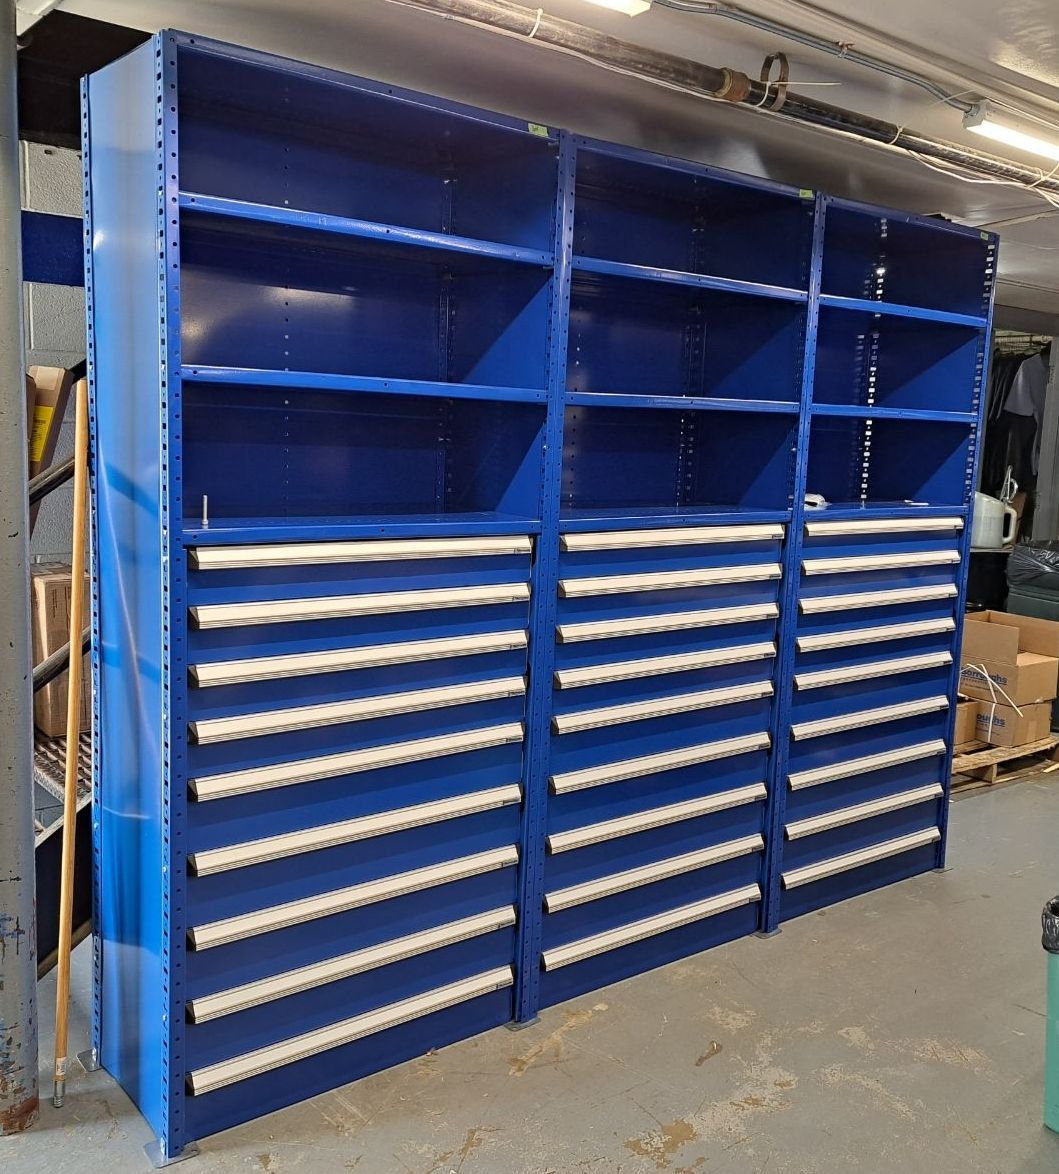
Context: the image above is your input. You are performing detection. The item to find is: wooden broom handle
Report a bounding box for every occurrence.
[53,378,88,1108]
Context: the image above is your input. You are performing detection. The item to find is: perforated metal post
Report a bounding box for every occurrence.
[0,0,40,1138]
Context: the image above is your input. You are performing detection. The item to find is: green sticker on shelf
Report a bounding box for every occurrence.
[980,231,990,240]
[527,122,550,138]
[799,188,814,199]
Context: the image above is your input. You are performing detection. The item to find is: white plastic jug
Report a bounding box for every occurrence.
[971,491,1018,549]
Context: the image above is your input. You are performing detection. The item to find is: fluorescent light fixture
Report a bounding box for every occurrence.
[964,104,1059,163]
[581,0,652,14]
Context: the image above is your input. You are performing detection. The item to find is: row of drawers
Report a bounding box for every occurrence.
[175,516,965,1102]
[778,514,963,919]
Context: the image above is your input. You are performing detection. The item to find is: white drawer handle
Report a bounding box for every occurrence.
[789,738,947,790]
[545,836,764,913]
[187,907,517,1023]
[187,966,514,1095]
[188,846,518,951]
[785,783,943,840]
[551,732,770,794]
[190,676,526,744]
[189,536,532,570]
[191,582,531,629]
[782,827,940,889]
[557,603,778,644]
[805,517,963,537]
[800,584,957,614]
[803,550,960,576]
[547,783,767,854]
[191,722,524,802]
[561,525,783,551]
[191,630,528,688]
[794,652,951,691]
[559,563,781,598]
[189,784,522,876]
[542,885,760,970]
[554,680,773,734]
[555,641,776,690]
[796,618,954,652]
[791,695,948,740]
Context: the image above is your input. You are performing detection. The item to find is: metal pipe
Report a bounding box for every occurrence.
[0,0,39,1138]
[655,0,975,113]
[29,455,75,506]
[33,628,91,694]
[386,0,1059,199]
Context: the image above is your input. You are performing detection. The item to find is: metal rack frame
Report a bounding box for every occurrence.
[84,30,996,1160]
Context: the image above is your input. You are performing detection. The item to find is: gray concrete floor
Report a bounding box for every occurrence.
[6,777,1059,1173]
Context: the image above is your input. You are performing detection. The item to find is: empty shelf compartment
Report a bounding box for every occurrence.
[567,269,806,404]
[182,384,546,525]
[805,416,974,510]
[178,44,558,252]
[574,145,813,291]
[813,308,983,414]
[562,405,796,514]
[820,202,994,318]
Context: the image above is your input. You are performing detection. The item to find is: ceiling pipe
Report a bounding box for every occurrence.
[654,0,975,114]
[385,0,1059,200]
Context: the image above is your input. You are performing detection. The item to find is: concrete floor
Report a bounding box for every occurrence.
[6,777,1059,1173]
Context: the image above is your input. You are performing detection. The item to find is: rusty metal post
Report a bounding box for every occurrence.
[0,0,39,1137]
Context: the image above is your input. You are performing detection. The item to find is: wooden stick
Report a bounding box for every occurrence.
[52,378,88,1109]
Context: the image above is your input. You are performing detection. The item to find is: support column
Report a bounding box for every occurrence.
[0,0,39,1137]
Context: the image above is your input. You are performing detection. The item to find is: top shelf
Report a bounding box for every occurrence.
[572,144,815,294]
[178,193,555,269]
[176,43,560,254]
[820,202,995,321]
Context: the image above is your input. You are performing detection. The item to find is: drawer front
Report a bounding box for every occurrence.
[540,523,781,1006]
[777,515,960,920]
[181,535,532,1094]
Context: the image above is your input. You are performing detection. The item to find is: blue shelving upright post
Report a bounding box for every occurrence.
[760,192,827,935]
[514,132,576,1026]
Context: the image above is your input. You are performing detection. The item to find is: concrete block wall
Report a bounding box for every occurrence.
[20,141,85,561]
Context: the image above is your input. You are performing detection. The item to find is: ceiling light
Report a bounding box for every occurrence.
[580,0,653,14]
[963,105,1059,164]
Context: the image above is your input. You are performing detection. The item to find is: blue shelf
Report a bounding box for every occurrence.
[560,506,793,530]
[179,192,555,269]
[811,403,975,425]
[803,501,969,521]
[565,391,799,414]
[181,365,549,405]
[817,293,988,329]
[572,255,808,303]
[184,514,542,544]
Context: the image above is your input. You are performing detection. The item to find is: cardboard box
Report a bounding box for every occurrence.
[31,565,90,737]
[27,366,75,479]
[962,609,1059,662]
[960,653,1059,706]
[974,700,1052,748]
[953,697,978,748]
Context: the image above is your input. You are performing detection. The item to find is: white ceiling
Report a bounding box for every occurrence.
[48,0,1059,326]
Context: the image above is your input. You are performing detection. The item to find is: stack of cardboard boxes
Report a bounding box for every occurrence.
[958,611,1059,749]
[31,565,90,737]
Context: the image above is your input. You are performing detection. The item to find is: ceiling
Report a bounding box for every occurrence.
[31,0,1059,328]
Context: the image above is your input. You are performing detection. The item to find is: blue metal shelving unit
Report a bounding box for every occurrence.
[83,32,997,1159]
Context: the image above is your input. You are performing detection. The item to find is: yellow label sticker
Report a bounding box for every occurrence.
[527,122,550,138]
[29,404,54,464]
[799,188,814,199]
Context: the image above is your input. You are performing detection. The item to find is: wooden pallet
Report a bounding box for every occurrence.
[951,735,1059,786]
